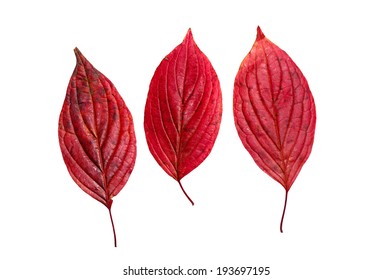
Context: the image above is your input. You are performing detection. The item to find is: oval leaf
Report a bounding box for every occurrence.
[233,27,316,232]
[58,48,137,246]
[144,29,222,205]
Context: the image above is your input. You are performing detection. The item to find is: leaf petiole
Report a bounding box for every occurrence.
[108,207,117,247]
[280,190,288,233]
[178,180,194,206]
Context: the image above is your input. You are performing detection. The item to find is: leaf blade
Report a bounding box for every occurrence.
[144,29,222,204]
[233,27,316,230]
[58,48,136,245]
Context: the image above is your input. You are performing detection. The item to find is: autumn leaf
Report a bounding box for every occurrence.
[144,29,222,205]
[233,27,316,232]
[58,48,137,246]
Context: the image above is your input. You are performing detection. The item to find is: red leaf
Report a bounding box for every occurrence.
[233,27,316,232]
[58,48,137,246]
[144,29,222,205]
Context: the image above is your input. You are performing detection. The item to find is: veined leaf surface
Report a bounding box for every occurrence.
[233,27,316,232]
[58,48,136,246]
[144,29,222,205]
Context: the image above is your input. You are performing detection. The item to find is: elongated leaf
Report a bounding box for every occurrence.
[58,48,136,246]
[144,29,222,205]
[233,27,316,232]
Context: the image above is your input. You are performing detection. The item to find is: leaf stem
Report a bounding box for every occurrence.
[108,207,117,247]
[280,190,288,233]
[178,180,194,205]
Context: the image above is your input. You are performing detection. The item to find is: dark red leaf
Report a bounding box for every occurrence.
[233,27,316,232]
[144,29,222,205]
[58,48,137,246]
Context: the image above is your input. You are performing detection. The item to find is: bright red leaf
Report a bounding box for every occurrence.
[58,48,136,246]
[144,29,222,205]
[233,27,316,232]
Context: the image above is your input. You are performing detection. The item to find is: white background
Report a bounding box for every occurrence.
[1,0,391,279]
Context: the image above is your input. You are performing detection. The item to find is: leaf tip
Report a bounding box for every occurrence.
[73,47,81,56]
[256,26,265,40]
[73,47,83,62]
[184,28,194,42]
